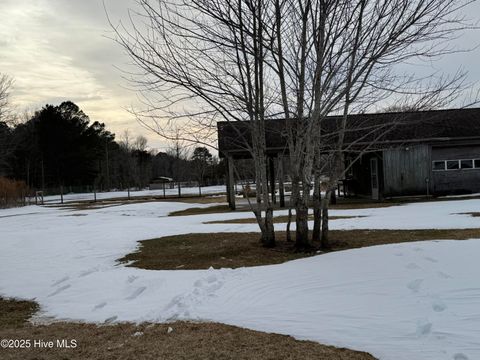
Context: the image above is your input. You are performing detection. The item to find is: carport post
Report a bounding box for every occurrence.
[227,155,236,210]
[269,156,276,205]
[278,155,285,208]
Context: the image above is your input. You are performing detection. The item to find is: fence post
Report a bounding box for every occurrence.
[163,182,166,198]
[60,185,64,204]
[93,184,97,203]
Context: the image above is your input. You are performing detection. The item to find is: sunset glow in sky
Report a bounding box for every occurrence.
[1,0,480,151]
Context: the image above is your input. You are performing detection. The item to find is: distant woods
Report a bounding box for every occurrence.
[0,101,224,192]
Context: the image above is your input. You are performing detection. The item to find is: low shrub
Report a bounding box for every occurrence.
[0,177,28,208]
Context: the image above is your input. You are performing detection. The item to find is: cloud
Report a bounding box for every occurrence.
[1,0,479,151]
[0,0,169,149]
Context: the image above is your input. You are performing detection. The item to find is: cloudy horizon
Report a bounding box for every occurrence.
[1,0,480,151]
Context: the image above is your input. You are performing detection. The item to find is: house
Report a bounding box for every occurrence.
[217,108,480,207]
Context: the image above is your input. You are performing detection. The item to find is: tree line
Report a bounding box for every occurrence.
[0,97,224,193]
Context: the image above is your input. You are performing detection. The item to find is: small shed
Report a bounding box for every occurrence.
[149,177,174,190]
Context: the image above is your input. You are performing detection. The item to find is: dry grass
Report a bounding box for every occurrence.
[458,212,480,217]
[0,177,28,208]
[119,229,480,270]
[0,298,376,360]
[169,201,398,217]
[119,233,310,270]
[168,204,242,217]
[204,215,362,225]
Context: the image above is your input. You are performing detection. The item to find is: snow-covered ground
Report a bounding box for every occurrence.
[40,185,226,204]
[1,199,480,360]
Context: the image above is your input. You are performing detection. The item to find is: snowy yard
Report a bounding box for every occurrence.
[2,198,480,360]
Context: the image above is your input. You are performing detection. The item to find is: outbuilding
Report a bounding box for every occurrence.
[217,108,480,207]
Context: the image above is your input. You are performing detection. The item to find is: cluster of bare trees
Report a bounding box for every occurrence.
[110,0,474,250]
[0,74,15,175]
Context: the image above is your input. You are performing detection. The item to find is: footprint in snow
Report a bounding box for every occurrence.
[127,275,139,284]
[104,315,118,324]
[413,247,424,252]
[437,271,452,279]
[406,263,421,270]
[453,354,469,360]
[48,284,71,297]
[93,302,107,311]
[79,268,98,277]
[432,299,447,312]
[52,276,70,287]
[407,279,423,293]
[424,256,439,263]
[125,286,146,300]
[394,252,403,257]
[416,319,432,337]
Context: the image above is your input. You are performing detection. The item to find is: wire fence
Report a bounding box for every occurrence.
[4,180,227,207]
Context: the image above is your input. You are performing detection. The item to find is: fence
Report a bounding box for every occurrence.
[34,181,227,205]
[0,178,227,207]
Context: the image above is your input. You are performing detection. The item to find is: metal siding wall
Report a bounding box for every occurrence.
[383,145,431,196]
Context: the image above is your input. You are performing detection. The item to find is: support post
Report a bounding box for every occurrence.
[269,156,276,204]
[227,155,236,210]
[278,155,285,208]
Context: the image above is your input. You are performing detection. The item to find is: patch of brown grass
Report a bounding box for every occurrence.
[168,204,244,216]
[0,298,39,330]
[119,229,480,270]
[457,212,480,217]
[0,298,376,360]
[170,201,397,217]
[205,215,362,225]
[326,228,480,252]
[119,233,309,270]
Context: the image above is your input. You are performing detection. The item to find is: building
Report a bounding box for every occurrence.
[217,108,480,206]
[149,176,174,190]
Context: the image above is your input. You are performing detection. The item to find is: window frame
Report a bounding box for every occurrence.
[445,160,460,171]
[460,159,474,170]
[432,160,446,171]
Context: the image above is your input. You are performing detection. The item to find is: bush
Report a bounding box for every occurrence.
[0,177,28,208]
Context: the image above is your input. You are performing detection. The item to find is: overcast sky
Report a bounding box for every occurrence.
[1,0,480,151]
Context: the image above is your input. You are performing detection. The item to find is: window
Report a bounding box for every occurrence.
[461,160,473,169]
[446,160,460,170]
[433,161,445,171]
[433,159,479,171]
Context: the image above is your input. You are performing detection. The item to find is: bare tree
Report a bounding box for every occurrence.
[267,0,473,249]
[133,135,148,152]
[0,74,15,175]
[109,0,474,249]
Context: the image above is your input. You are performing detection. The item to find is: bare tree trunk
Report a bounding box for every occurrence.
[312,178,322,243]
[286,206,293,242]
[320,189,333,250]
[295,202,310,250]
